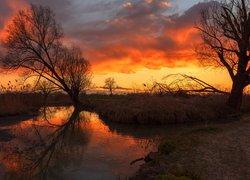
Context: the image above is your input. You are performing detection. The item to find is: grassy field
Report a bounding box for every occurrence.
[131,119,250,180]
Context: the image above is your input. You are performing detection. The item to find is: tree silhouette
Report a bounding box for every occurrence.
[1,4,91,108]
[104,77,116,95]
[197,0,250,110]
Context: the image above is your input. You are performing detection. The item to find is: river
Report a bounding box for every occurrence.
[0,106,174,180]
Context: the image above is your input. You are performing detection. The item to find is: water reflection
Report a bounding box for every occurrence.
[0,108,91,179]
[0,107,159,180]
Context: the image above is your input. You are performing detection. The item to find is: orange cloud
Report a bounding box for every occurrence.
[123,2,133,9]
[80,24,200,74]
[6,0,27,10]
[89,47,197,74]
[69,1,209,74]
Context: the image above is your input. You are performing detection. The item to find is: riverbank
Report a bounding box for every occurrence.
[0,92,72,117]
[0,93,42,117]
[131,118,250,180]
[2,93,250,125]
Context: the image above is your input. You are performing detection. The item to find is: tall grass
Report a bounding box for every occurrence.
[2,92,250,122]
[93,94,247,124]
[0,93,43,116]
[0,92,75,117]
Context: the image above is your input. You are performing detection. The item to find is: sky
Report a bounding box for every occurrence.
[0,0,231,89]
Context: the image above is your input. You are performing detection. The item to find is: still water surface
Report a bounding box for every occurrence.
[0,106,171,180]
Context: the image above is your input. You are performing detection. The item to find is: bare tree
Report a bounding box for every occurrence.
[196,0,250,110]
[104,77,116,95]
[1,4,91,108]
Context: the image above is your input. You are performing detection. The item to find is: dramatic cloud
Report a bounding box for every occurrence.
[0,0,215,74]
[72,0,213,73]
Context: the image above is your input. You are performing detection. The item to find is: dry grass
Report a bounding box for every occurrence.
[2,92,250,123]
[0,92,75,117]
[0,91,82,117]
[0,93,43,116]
[93,94,232,124]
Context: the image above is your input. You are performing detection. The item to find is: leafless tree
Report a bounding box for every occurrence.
[1,4,91,108]
[196,0,250,110]
[104,77,116,95]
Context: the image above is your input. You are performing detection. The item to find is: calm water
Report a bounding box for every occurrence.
[0,106,171,180]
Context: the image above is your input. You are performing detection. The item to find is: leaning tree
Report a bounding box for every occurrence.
[1,4,91,108]
[197,0,250,110]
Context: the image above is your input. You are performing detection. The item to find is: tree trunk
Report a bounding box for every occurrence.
[110,88,113,96]
[70,94,81,109]
[227,76,246,110]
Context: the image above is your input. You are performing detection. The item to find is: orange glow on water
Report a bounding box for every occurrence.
[0,107,159,178]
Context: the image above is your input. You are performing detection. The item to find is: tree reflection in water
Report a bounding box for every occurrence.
[1,107,92,179]
[0,106,162,180]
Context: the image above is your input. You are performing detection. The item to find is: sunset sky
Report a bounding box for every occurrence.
[0,0,231,89]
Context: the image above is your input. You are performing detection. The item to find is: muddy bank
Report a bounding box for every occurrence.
[131,119,250,180]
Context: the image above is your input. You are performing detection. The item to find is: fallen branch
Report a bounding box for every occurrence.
[150,74,228,95]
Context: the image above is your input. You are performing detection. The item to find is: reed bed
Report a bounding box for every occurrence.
[0,93,43,116]
[93,94,249,124]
